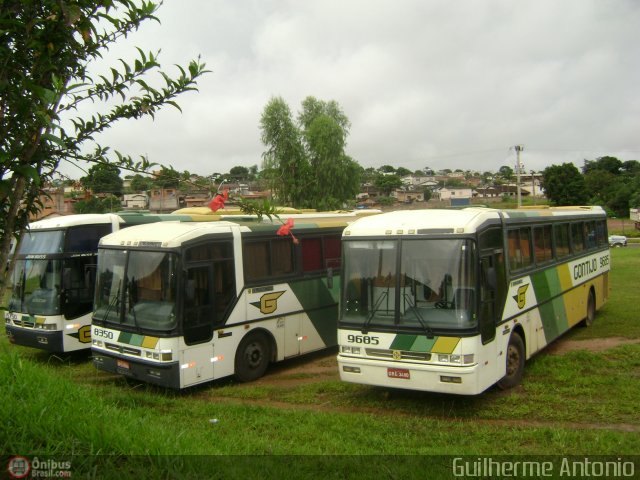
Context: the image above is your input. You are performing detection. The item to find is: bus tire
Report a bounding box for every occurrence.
[497,332,525,390]
[234,331,271,382]
[582,290,596,327]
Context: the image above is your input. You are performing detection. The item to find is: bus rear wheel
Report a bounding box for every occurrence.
[497,332,525,390]
[582,290,596,327]
[235,332,271,382]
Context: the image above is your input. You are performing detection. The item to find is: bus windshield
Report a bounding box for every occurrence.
[19,230,65,254]
[94,249,179,332]
[341,239,477,331]
[8,259,62,316]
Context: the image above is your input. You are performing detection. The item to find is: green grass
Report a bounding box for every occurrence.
[1,249,639,477]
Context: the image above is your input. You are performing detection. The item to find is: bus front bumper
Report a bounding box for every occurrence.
[92,349,181,389]
[338,355,487,395]
[5,324,64,352]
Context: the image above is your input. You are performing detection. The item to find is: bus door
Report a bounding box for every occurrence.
[182,264,215,386]
[479,248,505,344]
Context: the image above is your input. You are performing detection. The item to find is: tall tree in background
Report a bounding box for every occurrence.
[542,163,589,206]
[260,96,359,209]
[0,0,207,296]
[260,97,307,206]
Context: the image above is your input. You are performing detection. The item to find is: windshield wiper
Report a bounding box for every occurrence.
[361,277,393,334]
[406,299,435,339]
[100,280,121,323]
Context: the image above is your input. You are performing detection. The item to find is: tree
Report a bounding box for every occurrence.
[74,195,121,213]
[260,96,307,206]
[498,165,514,182]
[129,174,153,193]
[260,96,359,209]
[229,166,249,181]
[374,174,403,196]
[0,1,207,296]
[541,163,589,206]
[81,163,123,196]
[396,167,412,177]
[582,156,640,216]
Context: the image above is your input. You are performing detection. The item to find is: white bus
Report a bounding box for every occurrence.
[91,212,377,388]
[338,206,610,395]
[3,212,207,352]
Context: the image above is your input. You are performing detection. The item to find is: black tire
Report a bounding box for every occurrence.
[582,290,596,327]
[497,333,525,390]
[234,332,271,382]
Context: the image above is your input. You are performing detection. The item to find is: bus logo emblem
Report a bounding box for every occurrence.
[251,291,285,314]
[513,284,529,309]
[392,350,402,360]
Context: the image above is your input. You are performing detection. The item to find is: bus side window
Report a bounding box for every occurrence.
[507,228,532,271]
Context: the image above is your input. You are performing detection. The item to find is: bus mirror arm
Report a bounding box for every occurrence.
[327,268,333,289]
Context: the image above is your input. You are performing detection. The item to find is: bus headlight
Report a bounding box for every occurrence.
[341,346,361,355]
[438,354,474,365]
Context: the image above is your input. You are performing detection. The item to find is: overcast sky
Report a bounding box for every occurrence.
[62,0,640,179]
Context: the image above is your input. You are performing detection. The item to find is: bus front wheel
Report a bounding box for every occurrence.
[497,333,525,390]
[235,332,271,382]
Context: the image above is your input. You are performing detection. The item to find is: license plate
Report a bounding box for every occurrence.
[117,359,130,370]
[387,367,410,379]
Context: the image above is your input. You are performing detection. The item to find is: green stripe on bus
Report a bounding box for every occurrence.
[538,296,569,344]
[390,334,418,350]
[532,266,569,343]
[118,332,132,344]
[290,277,339,347]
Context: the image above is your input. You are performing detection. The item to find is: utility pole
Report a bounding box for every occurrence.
[514,145,524,207]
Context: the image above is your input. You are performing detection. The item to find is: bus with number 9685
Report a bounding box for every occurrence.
[337,206,610,395]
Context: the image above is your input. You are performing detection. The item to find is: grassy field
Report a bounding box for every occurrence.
[1,248,639,478]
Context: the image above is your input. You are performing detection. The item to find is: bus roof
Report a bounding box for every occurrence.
[26,214,120,230]
[99,212,374,249]
[344,206,606,237]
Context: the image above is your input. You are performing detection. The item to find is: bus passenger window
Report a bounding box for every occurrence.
[554,224,571,258]
[534,225,553,264]
[571,223,585,253]
[507,228,532,271]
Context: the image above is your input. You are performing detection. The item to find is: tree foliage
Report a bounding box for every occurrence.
[260,96,360,209]
[582,156,640,216]
[0,0,208,295]
[542,163,589,206]
[81,163,123,195]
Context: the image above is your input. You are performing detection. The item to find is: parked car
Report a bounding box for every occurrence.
[608,235,628,247]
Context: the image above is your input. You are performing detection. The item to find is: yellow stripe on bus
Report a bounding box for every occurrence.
[431,337,460,354]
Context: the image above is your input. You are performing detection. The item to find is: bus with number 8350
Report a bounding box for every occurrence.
[91,211,378,388]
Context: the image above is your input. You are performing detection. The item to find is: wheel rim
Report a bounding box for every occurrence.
[506,344,520,377]
[244,341,264,369]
